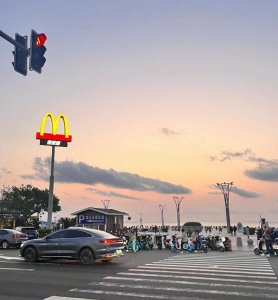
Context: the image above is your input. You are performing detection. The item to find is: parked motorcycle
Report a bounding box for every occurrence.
[182,235,208,253]
[155,235,163,250]
[206,235,225,252]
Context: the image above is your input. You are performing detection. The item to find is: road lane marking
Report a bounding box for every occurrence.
[102,276,278,291]
[117,272,278,285]
[0,255,23,260]
[70,288,205,300]
[132,267,276,279]
[138,264,275,275]
[86,281,278,299]
[44,297,97,300]
[0,267,34,271]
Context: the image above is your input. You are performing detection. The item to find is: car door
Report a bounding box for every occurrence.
[55,229,92,257]
[0,230,8,245]
[38,230,67,257]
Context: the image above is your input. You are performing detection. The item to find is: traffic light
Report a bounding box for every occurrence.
[12,33,28,76]
[29,29,47,73]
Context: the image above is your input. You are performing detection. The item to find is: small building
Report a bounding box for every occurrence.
[71,207,128,234]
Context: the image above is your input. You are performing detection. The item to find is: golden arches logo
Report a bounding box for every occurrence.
[36,112,72,142]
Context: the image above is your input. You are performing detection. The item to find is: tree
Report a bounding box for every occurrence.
[58,217,76,229]
[0,184,61,226]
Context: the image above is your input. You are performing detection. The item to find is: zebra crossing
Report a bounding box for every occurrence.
[49,252,278,300]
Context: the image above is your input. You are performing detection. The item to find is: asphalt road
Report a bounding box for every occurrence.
[0,248,278,300]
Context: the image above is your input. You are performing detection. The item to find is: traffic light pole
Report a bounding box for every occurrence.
[0,30,29,54]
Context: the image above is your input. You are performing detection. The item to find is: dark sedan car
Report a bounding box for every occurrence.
[20,227,124,265]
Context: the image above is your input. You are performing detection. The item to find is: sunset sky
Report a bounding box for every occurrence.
[1,1,278,227]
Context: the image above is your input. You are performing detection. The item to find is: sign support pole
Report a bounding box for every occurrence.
[47,146,56,230]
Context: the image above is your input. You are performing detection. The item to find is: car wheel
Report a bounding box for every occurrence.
[24,247,37,262]
[80,248,94,265]
[1,240,10,249]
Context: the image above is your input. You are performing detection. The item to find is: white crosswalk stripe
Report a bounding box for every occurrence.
[69,252,278,300]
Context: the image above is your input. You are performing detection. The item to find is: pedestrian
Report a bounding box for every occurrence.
[256,227,262,240]
[233,225,237,236]
[263,227,273,257]
[230,226,234,236]
[261,218,269,234]
[181,229,189,251]
[129,231,137,252]
[190,231,198,249]
[246,226,250,239]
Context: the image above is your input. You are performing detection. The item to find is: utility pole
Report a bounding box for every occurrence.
[173,196,184,231]
[217,182,233,234]
[159,204,166,227]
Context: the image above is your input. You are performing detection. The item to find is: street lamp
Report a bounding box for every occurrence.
[159,204,166,227]
[173,196,184,231]
[101,199,110,209]
[217,182,233,234]
[139,213,143,227]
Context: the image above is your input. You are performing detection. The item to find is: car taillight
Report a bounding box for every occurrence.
[99,239,123,244]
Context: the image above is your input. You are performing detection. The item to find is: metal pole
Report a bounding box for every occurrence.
[139,213,143,227]
[47,146,56,230]
[159,204,166,227]
[173,196,184,231]
[217,182,233,234]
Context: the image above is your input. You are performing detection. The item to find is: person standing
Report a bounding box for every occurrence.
[233,225,237,236]
[181,229,189,251]
[246,226,250,239]
[230,226,234,236]
[261,218,269,234]
[263,227,273,257]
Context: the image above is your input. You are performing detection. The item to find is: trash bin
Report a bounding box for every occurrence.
[236,237,243,246]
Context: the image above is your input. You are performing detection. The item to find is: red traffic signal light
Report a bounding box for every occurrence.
[35,33,47,47]
[29,29,47,73]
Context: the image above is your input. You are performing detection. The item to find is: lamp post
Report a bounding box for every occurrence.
[173,196,184,231]
[217,182,233,234]
[139,213,143,227]
[101,199,110,209]
[159,204,166,227]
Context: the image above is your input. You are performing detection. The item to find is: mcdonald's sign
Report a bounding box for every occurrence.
[36,113,72,147]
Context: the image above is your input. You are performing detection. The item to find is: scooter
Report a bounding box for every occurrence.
[182,236,208,253]
[254,238,278,256]
[170,234,180,252]
[206,235,225,252]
